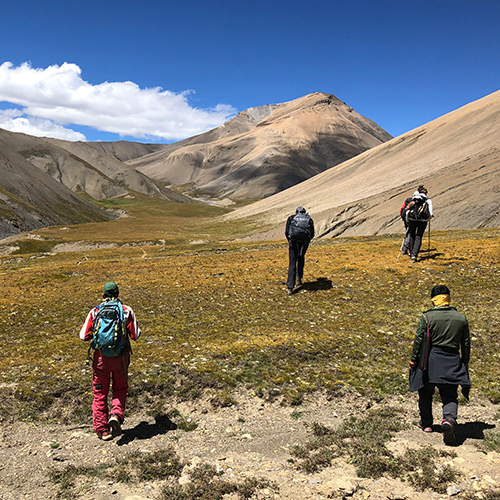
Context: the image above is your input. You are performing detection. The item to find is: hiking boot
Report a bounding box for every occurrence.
[109,414,123,437]
[418,420,432,433]
[287,288,293,296]
[295,278,303,287]
[442,419,456,445]
[98,430,113,441]
[411,255,417,263]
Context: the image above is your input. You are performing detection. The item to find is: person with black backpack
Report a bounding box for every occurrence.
[405,186,433,262]
[285,206,315,295]
[80,282,141,441]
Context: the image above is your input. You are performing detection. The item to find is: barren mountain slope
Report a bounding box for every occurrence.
[227,89,500,238]
[35,136,165,200]
[0,137,111,239]
[88,140,164,162]
[127,102,281,169]
[131,93,392,200]
[0,128,165,200]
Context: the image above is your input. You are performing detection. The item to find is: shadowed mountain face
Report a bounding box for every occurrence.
[129,93,393,200]
[227,89,500,239]
[0,127,203,238]
[0,134,112,239]
[0,130,165,201]
[0,129,191,239]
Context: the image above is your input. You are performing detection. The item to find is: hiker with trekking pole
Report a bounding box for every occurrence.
[80,282,141,441]
[403,186,433,263]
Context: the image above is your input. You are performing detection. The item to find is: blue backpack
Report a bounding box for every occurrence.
[90,299,129,357]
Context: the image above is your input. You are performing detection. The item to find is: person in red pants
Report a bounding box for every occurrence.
[80,282,141,440]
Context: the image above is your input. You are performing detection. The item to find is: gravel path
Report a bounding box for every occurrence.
[1,393,499,500]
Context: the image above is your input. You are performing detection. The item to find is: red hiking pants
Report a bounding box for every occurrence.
[92,350,130,434]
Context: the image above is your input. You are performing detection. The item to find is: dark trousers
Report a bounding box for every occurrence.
[408,220,428,258]
[287,240,309,289]
[418,382,458,427]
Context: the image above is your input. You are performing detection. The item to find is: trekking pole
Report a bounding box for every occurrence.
[396,227,409,262]
[427,220,431,252]
[396,235,405,262]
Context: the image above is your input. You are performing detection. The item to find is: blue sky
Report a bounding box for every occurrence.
[1,0,499,143]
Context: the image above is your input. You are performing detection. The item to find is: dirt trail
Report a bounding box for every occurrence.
[0,393,499,500]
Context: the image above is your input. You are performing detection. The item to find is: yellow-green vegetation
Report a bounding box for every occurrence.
[1,198,500,426]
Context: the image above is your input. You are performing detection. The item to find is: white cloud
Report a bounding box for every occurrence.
[0,62,237,141]
[0,108,86,141]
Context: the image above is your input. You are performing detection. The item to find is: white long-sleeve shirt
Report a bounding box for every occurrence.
[412,191,433,217]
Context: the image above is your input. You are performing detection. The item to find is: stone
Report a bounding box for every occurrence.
[447,485,461,496]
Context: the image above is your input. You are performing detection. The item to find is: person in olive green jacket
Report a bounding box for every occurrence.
[409,285,470,445]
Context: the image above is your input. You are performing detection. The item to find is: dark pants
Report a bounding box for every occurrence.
[408,220,428,258]
[418,382,458,427]
[287,240,309,289]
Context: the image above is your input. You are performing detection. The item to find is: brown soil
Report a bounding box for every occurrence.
[0,393,499,500]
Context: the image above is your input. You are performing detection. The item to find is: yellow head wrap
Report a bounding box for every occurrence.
[431,294,450,307]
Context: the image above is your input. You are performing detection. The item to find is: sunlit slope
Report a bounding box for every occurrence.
[226,89,500,238]
[131,93,392,200]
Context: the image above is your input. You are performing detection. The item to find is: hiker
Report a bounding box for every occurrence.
[285,206,314,295]
[409,285,470,446]
[80,282,141,440]
[406,185,433,262]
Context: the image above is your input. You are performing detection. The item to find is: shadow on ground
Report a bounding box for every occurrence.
[297,277,333,292]
[427,421,496,447]
[454,421,496,446]
[117,414,177,445]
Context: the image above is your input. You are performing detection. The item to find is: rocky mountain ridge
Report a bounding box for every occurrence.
[130,92,392,200]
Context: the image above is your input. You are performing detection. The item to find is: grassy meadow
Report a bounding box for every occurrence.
[1,197,500,423]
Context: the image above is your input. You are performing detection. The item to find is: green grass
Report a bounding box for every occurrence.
[1,198,500,421]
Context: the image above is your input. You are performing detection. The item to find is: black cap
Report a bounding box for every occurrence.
[431,285,450,298]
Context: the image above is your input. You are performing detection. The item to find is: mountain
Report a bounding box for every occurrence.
[226,89,500,239]
[129,93,393,200]
[0,127,199,239]
[0,129,166,201]
[0,133,111,239]
[87,141,164,162]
